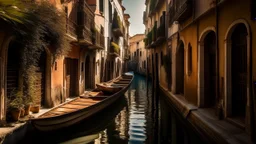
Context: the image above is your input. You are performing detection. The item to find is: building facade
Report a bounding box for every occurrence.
[0,0,130,123]
[128,34,147,75]
[144,0,256,143]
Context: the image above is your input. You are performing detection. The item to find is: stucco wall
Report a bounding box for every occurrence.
[180,24,198,105]
[51,57,64,106]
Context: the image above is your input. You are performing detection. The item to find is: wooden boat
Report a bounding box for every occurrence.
[30,72,134,131]
[95,83,122,94]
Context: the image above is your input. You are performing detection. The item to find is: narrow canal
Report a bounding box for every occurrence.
[14,74,207,144]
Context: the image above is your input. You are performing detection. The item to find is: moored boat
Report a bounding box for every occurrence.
[30,72,134,131]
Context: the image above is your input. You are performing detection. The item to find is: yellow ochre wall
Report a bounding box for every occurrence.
[177,0,256,106]
[218,0,256,80]
[180,24,198,105]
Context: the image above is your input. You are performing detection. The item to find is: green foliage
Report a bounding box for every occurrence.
[7,89,23,110]
[0,1,70,107]
[0,0,31,26]
[112,10,122,30]
[0,0,70,70]
[111,42,120,54]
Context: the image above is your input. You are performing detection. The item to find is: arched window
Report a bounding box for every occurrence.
[187,43,192,76]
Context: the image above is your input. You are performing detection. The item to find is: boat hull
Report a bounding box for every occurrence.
[31,73,133,131]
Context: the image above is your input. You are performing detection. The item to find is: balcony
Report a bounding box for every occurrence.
[169,0,193,24]
[66,18,77,41]
[109,42,120,57]
[155,12,166,46]
[146,31,152,48]
[89,28,104,50]
[112,11,124,37]
[77,1,94,46]
[149,0,156,16]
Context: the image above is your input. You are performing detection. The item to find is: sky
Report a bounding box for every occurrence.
[123,0,146,37]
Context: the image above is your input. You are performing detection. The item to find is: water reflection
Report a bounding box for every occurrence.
[91,74,153,144]
[19,74,207,144]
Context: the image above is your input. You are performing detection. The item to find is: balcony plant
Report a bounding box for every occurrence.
[112,10,123,37]
[111,42,120,55]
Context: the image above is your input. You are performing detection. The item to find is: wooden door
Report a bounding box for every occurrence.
[65,58,78,97]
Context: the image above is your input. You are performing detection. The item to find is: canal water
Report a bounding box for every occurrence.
[15,74,207,144]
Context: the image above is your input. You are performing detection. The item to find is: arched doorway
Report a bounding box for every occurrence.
[225,20,251,126]
[176,41,184,94]
[7,41,21,99]
[204,31,217,108]
[231,24,247,120]
[85,55,90,89]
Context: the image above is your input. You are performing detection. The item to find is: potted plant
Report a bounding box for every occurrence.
[23,95,32,116]
[26,66,40,113]
[7,90,24,121]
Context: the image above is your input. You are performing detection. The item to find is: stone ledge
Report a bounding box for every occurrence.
[159,85,252,144]
[159,85,198,118]
[0,122,26,142]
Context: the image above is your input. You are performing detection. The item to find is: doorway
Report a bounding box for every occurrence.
[204,31,217,108]
[65,58,78,98]
[231,24,247,122]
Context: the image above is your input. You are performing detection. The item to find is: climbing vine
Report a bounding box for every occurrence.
[0,0,70,105]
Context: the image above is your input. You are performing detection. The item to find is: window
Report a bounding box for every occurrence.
[188,43,192,75]
[100,0,104,14]
[140,51,142,56]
